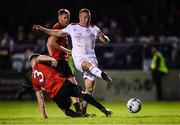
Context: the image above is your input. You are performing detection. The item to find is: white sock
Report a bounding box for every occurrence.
[82,100,88,109]
[89,66,102,79]
[82,90,92,113]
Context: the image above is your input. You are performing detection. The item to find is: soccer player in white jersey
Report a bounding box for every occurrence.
[33,8,112,115]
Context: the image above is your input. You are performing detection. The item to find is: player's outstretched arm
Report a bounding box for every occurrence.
[36,90,48,119]
[59,45,72,57]
[33,25,66,37]
[98,32,110,44]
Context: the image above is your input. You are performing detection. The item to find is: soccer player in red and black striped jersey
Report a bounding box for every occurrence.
[29,53,111,118]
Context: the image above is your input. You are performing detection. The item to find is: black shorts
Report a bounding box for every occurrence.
[40,60,73,78]
[56,60,73,78]
[53,80,82,110]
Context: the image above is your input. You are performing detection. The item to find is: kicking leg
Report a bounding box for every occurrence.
[62,80,111,117]
[80,92,111,117]
[81,60,112,83]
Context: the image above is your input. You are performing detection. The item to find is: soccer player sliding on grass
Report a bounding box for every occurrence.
[29,53,111,118]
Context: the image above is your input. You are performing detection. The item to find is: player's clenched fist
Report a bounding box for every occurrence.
[50,58,58,67]
[33,24,42,31]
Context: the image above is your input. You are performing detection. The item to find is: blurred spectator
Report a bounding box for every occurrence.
[127,35,143,69]
[34,37,48,55]
[109,19,121,42]
[113,45,128,69]
[0,32,14,52]
[26,32,36,45]
[143,35,157,71]
[10,26,28,73]
[0,32,14,69]
[114,34,125,44]
[13,27,27,53]
[148,35,157,44]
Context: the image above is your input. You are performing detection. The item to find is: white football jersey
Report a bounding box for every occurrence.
[62,23,100,57]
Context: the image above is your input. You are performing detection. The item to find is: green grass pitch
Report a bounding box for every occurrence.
[0,101,180,124]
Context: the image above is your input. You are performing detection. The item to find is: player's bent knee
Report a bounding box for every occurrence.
[81,61,92,70]
[86,87,94,94]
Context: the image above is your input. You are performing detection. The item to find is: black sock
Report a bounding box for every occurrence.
[65,109,83,117]
[83,94,105,111]
[73,102,81,112]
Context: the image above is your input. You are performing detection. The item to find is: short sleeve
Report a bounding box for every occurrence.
[52,23,60,29]
[62,24,72,34]
[94,25,101,39]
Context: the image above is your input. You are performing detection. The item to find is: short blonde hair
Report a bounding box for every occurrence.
[58,9,70,16]
[79,8,90,15]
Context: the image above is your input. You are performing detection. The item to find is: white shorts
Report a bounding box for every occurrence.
[73,55,98,81]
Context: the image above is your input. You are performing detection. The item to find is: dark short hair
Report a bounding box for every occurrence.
[58,9,70,16]
[28,53,40,62]
[79,8,90,14]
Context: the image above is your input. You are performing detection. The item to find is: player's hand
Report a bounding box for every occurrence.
[50,58,58,67]
[64,49,71,60]
[43,113,48,119]
[98,31,109,44]
[33,25,42,31]
[97,31,104,38]
[66,50,72,57]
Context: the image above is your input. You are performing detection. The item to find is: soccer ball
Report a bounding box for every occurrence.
[127,98,141,113]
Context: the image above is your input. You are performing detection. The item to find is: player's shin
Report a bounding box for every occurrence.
[81,93,111,116]
[81,90,92,114]
[73,102,81,113]
[82,100,88,113]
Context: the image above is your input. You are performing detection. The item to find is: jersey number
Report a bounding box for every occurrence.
[75,33,82,43]
[33,70,44,83]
